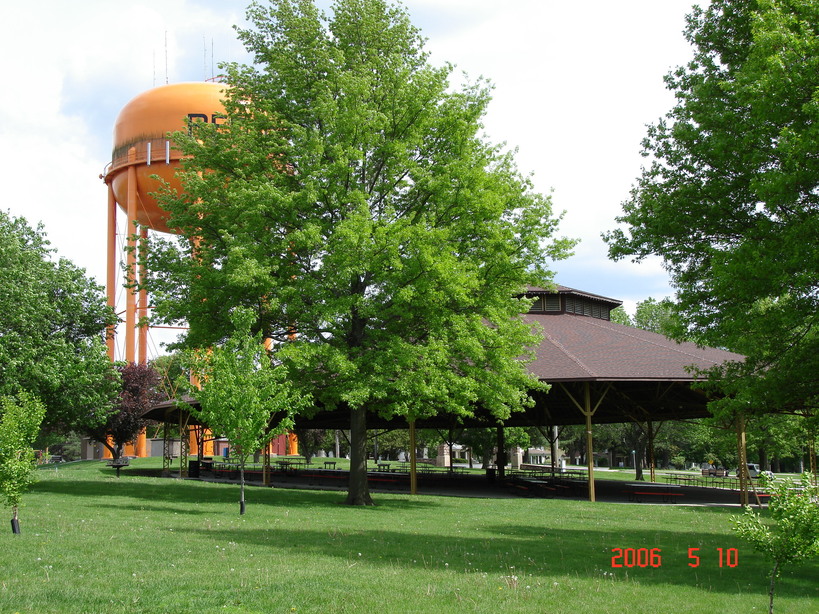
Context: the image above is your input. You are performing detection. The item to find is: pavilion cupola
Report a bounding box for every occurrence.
[524,285,621,321]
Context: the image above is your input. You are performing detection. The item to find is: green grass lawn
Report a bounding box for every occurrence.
[1,460,816,613]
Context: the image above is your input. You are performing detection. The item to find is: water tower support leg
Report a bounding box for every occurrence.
[125,151,137,364]
[106,185,117,361]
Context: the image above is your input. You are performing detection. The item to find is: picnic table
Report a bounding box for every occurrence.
[665,472,698,486]
[507,476,557,498]
[555,469,588,480]
[213,459,241,469]
[417,464,442,474]
[275,459,305,473]
[106,457,130,478]
[212,460,242,479]
[626,482,683,503]
[554,477,587,496]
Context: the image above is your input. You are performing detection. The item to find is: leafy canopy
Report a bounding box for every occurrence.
[604,0,819,416]
[145,0,573,504]
[0,210,119,432]
[734,473,819,568]
[732,473,819,613]
[145,0,574,426]
[185,308,310,460]
[0,393,47,512]
[82,363,165,459]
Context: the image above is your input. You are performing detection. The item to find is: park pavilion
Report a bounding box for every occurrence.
[146,285,749,502]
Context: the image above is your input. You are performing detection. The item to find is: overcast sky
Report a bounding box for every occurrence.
[0,0,704,355]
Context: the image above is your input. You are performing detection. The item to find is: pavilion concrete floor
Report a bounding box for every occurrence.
[192,468,751,507]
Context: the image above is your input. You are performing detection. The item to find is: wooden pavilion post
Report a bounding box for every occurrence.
[647,419,656,483]
[409,420,417,495]
[736,413,749,506]
[560,382,610,502]
[263,441,271,487]
[583,384,595,502]
[496,426,506,479]
[162,414,171,477]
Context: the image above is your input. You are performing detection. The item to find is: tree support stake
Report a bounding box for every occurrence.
[409,419,417,495]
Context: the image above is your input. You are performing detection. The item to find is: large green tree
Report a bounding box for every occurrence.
[0,211,119,433]
[605,0,819,417]
[144,0,573,504]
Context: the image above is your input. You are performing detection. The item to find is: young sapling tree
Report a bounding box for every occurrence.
[0,392,47,534]
[732,473,819,614]
[186,308,310,514]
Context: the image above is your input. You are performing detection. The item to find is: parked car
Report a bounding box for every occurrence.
[735,463,774,479]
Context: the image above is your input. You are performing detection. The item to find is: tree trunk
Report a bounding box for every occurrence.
[496,427,506,479]
[769,561,779,614]
[759,447,768,472]
[101,439,120,460]
[239,460,246,515]
[634,436,647,481]
[345,406,373,505]
[634,452,643,481]
[11,506,20,534]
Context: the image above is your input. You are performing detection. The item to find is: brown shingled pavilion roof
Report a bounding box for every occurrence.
[511,308,744,427]
[525,312,742,383]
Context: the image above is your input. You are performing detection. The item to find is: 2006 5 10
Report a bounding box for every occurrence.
[611,547,738,568]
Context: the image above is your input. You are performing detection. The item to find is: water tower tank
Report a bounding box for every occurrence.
[104,81,226,233]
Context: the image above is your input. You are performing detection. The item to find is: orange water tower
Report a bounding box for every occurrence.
[102,82,227,457]
[101,82,298,461]
[102,81,227,364]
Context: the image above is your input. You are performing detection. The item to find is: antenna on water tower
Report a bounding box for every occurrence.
[204,37,215,81]
[165,30,169,85]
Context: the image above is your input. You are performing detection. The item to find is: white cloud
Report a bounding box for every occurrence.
[0,0,701,357]
[0,1,250,284]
